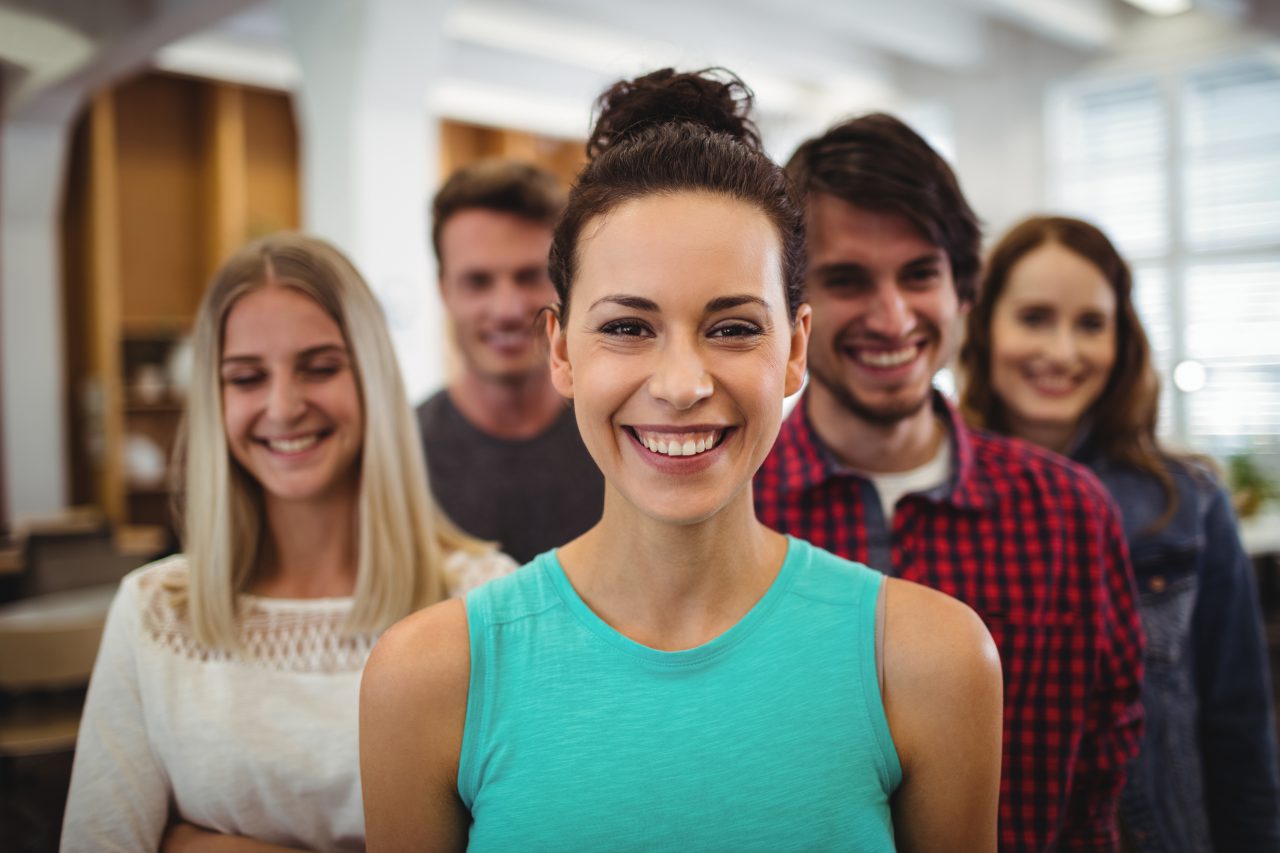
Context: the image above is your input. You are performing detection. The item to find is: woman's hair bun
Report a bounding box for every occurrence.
[587,67,762,160]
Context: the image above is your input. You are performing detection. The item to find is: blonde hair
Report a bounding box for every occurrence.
[177,232,487,650]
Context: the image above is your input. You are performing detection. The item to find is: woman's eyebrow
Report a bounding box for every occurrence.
[588,294,660,312]
[296,344,349,359]
[221,344,347,365]
[220,354,261,366]
[705,295,771,313]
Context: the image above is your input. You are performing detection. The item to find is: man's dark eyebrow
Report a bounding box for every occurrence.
[705,295,771,313]
[220,344,347,366]
[812,253,943,279]
[587,295,660,312]
[811,262,869,279]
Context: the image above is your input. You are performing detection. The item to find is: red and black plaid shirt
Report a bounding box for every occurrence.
[755,394,1143,851]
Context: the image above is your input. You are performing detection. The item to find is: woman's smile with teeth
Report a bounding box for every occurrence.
[633,429,724,457]
[1026,372,1078,394]
[261,433,324,454]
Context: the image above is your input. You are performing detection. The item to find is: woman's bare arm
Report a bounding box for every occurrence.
[882,579,1004,852]
[360,599,472,853]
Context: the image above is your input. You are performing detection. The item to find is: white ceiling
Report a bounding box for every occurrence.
[0,0,1270,135]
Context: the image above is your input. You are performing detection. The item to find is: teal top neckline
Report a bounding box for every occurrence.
[540,536,798,668]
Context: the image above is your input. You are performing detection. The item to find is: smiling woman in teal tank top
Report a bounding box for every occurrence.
[360,67,1004,852]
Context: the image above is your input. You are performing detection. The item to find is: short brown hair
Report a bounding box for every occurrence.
[431,159,566,267]
[786,114,982,303]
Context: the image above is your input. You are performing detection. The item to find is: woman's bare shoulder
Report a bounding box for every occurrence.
[361,600,473,849]
[880,578,1003,850]
[881,578,1002,711]
[364,598,471,713]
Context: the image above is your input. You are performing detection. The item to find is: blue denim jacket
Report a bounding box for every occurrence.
[1078,449,1280,852]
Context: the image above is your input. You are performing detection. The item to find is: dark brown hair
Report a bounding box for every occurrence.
[959,215,1179,526]
[431,159,566,267]
[549,68,805,319]
[786,113,982,303]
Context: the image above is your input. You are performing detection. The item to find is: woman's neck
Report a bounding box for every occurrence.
[1006,413,1077,455]
[254,485,360,598]
[556,486,787,651]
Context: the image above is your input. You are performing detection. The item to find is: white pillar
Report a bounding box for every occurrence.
[281,0,454,404]
[0,0,267,525]
[1,116,73,521]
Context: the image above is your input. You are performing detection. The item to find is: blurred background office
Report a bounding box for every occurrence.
[0,0,1277,849]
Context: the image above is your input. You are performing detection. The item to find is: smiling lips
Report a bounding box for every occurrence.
[631,428,726,458]
[483,328,534,352]
[1023,370,1081,397]
[844,342,923,370]
[257,431,329,455]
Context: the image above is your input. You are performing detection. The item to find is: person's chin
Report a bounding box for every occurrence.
[814,370,933,426]
[472,357,548,384]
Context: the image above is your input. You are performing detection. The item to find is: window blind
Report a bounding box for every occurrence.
[1048,54,1280,472]
[1049,78,1167,259]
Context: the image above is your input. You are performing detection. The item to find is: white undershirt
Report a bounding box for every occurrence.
[859,438,952,522]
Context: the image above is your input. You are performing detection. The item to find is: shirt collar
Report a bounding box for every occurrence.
[780,390,990,511]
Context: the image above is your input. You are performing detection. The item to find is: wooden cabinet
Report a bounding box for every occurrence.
[62,73,300,531]
[440,119,586,188]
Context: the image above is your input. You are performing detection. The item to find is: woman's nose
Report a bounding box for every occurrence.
[647,340,714,410]
[265,376,306,422]
[1043,324,1079,364]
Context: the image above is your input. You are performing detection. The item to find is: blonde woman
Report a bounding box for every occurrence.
[62,234,514,852]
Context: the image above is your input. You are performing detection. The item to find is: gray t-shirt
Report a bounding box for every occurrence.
[416,390,604,564]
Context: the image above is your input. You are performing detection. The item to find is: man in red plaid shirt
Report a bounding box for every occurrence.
[755,114,1143,850]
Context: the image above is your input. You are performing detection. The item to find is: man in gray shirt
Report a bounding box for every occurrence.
[418,160,603,563]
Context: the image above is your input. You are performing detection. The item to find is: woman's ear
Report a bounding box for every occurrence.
[547,308,573,400]
[785,304,812,397]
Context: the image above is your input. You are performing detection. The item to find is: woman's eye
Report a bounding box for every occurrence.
[304,363,343,379]
[1018,309,1050,327]
[709,322,764,339]
[223,373,264,388]
[904,268,940,289]
[1078,315,1109,334]
[599,320,652,338]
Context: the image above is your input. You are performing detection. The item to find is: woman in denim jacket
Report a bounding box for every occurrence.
[960,214,1279,851]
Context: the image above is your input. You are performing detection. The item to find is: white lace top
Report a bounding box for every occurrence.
[61,549,516,853]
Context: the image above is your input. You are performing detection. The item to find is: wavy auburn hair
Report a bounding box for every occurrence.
[959,215,1177,525]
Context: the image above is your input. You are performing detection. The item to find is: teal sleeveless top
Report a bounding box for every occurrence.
[459,536,901,851]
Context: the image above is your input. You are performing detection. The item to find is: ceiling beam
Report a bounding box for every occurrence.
[0,7,95,104]
[6,0,263,122]
[738,0,988,69]
[956,0,1117,50]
